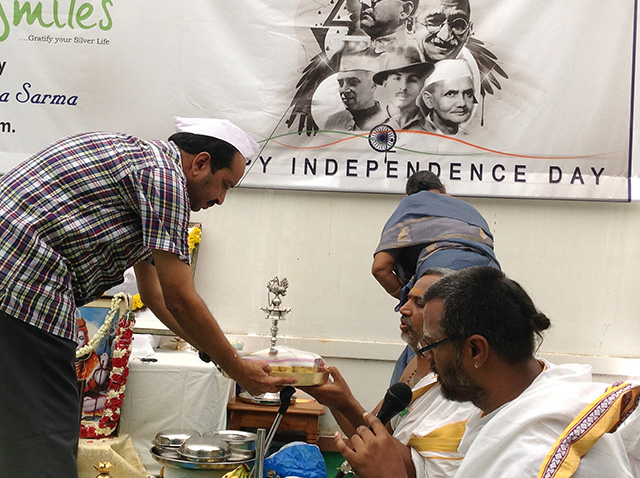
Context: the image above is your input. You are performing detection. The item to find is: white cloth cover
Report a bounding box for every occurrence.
[77,434,147,478]
[118,349,234,476]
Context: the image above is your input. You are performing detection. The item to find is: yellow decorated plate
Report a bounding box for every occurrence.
[269,370,328,386]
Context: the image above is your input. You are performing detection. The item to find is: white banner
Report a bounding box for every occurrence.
[0,0,636,200]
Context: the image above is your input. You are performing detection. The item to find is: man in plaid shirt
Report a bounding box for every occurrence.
[0,117,296,477]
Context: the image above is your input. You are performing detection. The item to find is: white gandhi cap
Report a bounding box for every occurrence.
[173,116,260,160]
[423,59,473,89]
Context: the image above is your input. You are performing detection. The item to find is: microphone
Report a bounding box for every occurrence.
[334,382,412,478]
[375,382,413,425]
[277,385,296,415]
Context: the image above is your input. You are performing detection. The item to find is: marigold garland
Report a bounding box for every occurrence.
[131,293,144,311]
[188,224,201,253]
[79,295,136,439]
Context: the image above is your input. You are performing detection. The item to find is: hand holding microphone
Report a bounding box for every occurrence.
[334,382,412,478]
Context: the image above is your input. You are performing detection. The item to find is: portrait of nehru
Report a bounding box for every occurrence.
[324,52,387,132]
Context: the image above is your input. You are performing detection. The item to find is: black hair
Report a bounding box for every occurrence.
[406,170,445,195]
[168,132,239,174]
[424,266,551,364]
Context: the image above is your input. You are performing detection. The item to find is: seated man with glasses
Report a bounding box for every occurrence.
[336,266,639,478]
[302,269,478,478]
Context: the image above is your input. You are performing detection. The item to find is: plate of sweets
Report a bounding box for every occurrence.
[243,346,328,386]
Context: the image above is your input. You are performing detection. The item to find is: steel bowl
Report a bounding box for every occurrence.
[204,430,257,460]
[151,446,247,471]
[178,435,230,463]
[153,429,198,448]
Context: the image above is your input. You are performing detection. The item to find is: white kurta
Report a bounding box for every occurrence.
[618,407,640,477]
[455,361,636,478]
[391,374,478,478]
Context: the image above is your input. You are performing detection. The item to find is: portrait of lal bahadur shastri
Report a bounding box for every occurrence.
[286,0,507,137]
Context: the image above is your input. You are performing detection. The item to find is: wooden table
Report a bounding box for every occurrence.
[227,397,325,444]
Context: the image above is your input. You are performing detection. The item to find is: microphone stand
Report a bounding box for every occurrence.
[249,386,296,478]
[264,386,296,453]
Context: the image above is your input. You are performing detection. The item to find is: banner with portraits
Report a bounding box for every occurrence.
[0,0,636,200]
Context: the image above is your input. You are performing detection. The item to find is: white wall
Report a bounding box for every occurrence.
[190,187,640,435]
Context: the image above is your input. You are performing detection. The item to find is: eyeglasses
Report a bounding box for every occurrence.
[417,336,453,356]
[417,16,470,36]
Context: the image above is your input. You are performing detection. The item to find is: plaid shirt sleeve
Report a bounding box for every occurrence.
[132,165,191,264]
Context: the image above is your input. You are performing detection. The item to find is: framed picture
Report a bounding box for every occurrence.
[75,295,135,438]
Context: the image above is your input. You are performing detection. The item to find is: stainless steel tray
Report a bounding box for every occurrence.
[150,446,250,471]
[237,391,299,406]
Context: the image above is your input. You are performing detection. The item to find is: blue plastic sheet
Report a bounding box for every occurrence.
[263,442,327,478]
